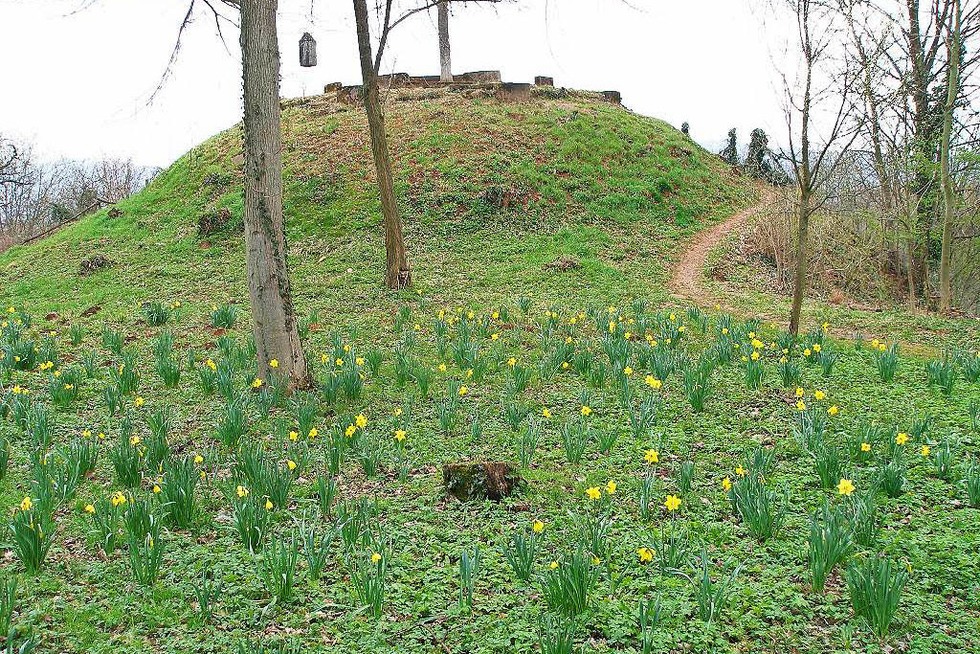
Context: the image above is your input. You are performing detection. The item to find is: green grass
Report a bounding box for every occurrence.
[0,91,749,321]
[0,91,978,653]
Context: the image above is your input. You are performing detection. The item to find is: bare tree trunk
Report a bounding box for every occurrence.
[353,0,412,289]
[438,0,453,82]
[240,0,310,388]
[788,0,816,338]
[789,191,810,337]
[939,0,961,314]
[905,0,940,305]
[907,239,916,308]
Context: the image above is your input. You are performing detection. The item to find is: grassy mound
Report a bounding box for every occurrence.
[0,90,749,320]
[1,91,978,654]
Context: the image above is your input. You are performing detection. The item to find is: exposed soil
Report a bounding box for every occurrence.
[669,201,763,306]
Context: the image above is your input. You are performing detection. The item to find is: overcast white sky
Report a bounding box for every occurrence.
[0,0,791,168]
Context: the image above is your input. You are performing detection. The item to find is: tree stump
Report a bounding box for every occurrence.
[443,461,523,502]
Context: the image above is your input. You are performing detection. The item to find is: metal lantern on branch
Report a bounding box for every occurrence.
[299,32,317,67]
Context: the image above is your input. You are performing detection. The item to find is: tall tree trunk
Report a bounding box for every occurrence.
[352,0,412,289]
[905,0,939,304]
[789,0,814,338]
[938,0,961,314]
[240,0,310,388]
[438,0,453,82]
[789,191,810,337]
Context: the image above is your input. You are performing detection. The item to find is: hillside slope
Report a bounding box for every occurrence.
[1,89,751,323]
[2,90,980,654]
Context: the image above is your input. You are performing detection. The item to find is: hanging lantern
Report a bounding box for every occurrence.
[299,32,317,67]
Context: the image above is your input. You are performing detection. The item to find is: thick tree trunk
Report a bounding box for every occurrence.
[938,0,961,314]
[352,0,412,289]
[905,0,940,304]
[789,192,810,337]
[438,0,453,82]
[240,0,310,388]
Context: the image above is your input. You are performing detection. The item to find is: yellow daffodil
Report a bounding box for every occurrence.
[837,478,855,496]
